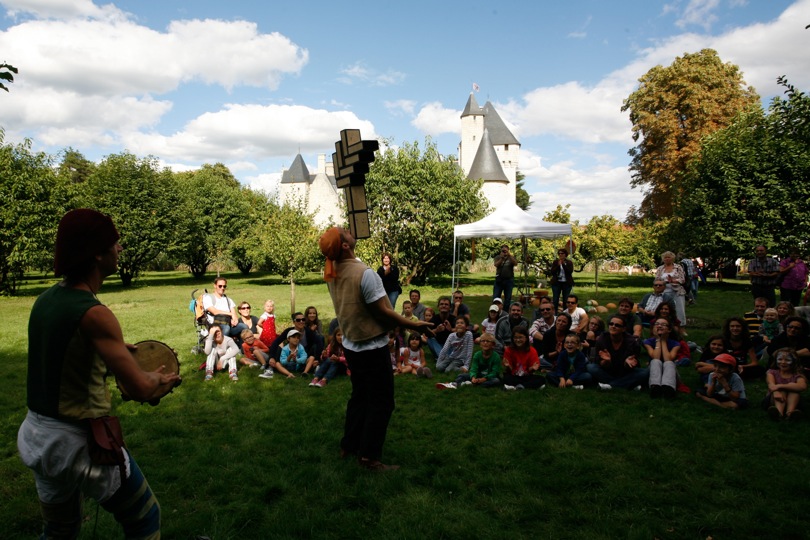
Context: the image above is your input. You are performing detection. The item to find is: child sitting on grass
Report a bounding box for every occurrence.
[436,319,473,373]
[257,299,277,348]
[546,333,592,389]
[695,334,725,386]
[436,332,502,389]
[204,325,240,382]
[695,353,748,409]
[400,300,419,343]
[399,332,431,378]
[759,308,783,345]
[764,347,807,421]
[279,329,307,376]
[239,328,272,375]
[310,328,348,388]
[502,326,543,390]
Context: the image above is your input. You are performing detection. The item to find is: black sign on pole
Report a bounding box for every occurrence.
[332,129,378,239]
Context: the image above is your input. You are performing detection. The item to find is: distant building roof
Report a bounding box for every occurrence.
[482,102,520,146]
[280,154,311,184]
[468,129,508,183]
[461,92,483,118]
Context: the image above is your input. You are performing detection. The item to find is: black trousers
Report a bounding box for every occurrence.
[342,345,395,461]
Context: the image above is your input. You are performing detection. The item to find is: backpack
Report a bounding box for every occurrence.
[190,289,210,325]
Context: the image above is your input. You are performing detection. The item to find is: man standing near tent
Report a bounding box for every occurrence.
[319,227,432,471]
[493,245,518,306]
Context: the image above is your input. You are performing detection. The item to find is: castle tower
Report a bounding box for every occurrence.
[279,153,343,227]
[458,93,520,210]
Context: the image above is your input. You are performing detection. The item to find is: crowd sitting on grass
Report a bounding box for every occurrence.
[197,282,808,421]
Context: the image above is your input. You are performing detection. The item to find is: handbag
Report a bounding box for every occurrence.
[87,416,127,483]
[213,313,231,326]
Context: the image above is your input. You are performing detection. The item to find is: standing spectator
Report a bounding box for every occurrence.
[377,253,402,310]
[319,227,431,471]
[748,245,779,308]
[680,253,696,304]
[550,248,574,313]
[779,248,808,306]
[655,251,687,328]
[493,244,517,306]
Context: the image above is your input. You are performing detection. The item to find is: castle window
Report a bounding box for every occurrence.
[504,144,509,151]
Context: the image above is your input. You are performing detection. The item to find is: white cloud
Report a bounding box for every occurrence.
[0,0,127,20]
[0,16,308,95]
[411,102,460,136]
[244,172,282,199]
[673,0,722,30]
[384,99,417,117]
[121,103,377,163]
[338,61,405,87]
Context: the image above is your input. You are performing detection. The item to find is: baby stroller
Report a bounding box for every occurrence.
[189,288,210,354]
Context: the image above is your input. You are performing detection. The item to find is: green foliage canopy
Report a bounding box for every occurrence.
[622,49,759,220]
[359,138,488,284]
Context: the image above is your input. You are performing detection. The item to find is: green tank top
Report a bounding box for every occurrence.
[27,283,110,420]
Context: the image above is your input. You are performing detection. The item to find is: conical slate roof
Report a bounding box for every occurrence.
[468,129,508,183]
[481,102,520,146]
[461,92,483,118]
[281,154,311,184]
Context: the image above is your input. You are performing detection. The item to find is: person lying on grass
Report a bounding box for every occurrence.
[436,332,502,390]
[763,348,807,421]
[545,333,591,390]
[695,353,748,409]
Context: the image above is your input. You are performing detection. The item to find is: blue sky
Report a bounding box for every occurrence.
[1,0,808,222]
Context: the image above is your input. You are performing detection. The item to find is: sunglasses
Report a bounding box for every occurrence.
[239,306,251,310]
[294,318,306,322]
[217,285,227,289]
[566,301,576,304]
[540,308,553,312]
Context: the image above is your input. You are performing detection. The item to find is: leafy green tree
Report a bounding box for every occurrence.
[255,202,322,315]
[174,163,249,279]
[228,188,277,274]
[578,215,625,292]
[81,152,180,287]
[57,148,95,184]
[0,62,17,92]
[515,170,531,210]
[671,78,810,262]
[358,138,488,284]
[622,49,759,220]
[0,131,67,294]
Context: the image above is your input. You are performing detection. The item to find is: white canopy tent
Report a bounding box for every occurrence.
[452,202,573,293]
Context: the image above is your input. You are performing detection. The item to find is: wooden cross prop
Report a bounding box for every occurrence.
[332,129,378,239]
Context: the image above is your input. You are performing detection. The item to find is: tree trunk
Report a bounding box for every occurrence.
[290,277,296,316]
[594,261,600,293]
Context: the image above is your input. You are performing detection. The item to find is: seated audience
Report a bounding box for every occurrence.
[494,302,529,355]
[436,319,474,373]
[695,334,726,386]
[587,315,648,390]
[546,333,592,389]
[613,297,643,339]
[764,348,808,421]
[239,329,270,370]
[776,301,796,327]
[529,298,556,355]
[766,316,810,369]
[426,297,456,359]
[269,313,322,374]
[436,332,502,389]
[399,332,430,377]
[236,301,260,342]
[644,318,681,399]
[638,280,674,325]
[478,304,501,344]
[203,277,248,343]
[583,316,605,359]
[723,317,762,379]
[279,329,308,374]
[563,294,589,337]
[743,297,768,339]
[695,353,748,409]
[310,328,348,388]
[541,312,572,370]
[204,325,240,382]
[758,307,784,345]
[502,327,544,390]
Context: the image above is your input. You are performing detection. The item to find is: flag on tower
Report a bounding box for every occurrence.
[472,82,479,92]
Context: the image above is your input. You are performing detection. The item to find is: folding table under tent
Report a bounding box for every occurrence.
[452,202,573,302]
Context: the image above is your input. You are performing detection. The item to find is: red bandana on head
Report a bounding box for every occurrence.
[318,227,343,281]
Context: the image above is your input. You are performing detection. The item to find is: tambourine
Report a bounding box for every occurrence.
[119,340,182,405]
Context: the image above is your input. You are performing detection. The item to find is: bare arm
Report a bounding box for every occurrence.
[367,297,434,334]
[81,305,180,402]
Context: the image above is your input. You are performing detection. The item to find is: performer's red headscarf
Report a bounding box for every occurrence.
[318,227,343,281]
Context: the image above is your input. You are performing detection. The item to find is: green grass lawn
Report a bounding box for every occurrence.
[1,270,808,539]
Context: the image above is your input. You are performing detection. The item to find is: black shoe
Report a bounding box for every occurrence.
[662,385,676,399]
[650,385,662,399]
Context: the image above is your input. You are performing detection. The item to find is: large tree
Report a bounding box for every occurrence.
[621,49,759,220]
[0,130,67,294]
[82,152,180,287]
[670,78,810,263]
[358,138,488,284]
[174,163,249,278]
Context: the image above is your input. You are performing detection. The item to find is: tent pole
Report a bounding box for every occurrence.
[452,236,457,291]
